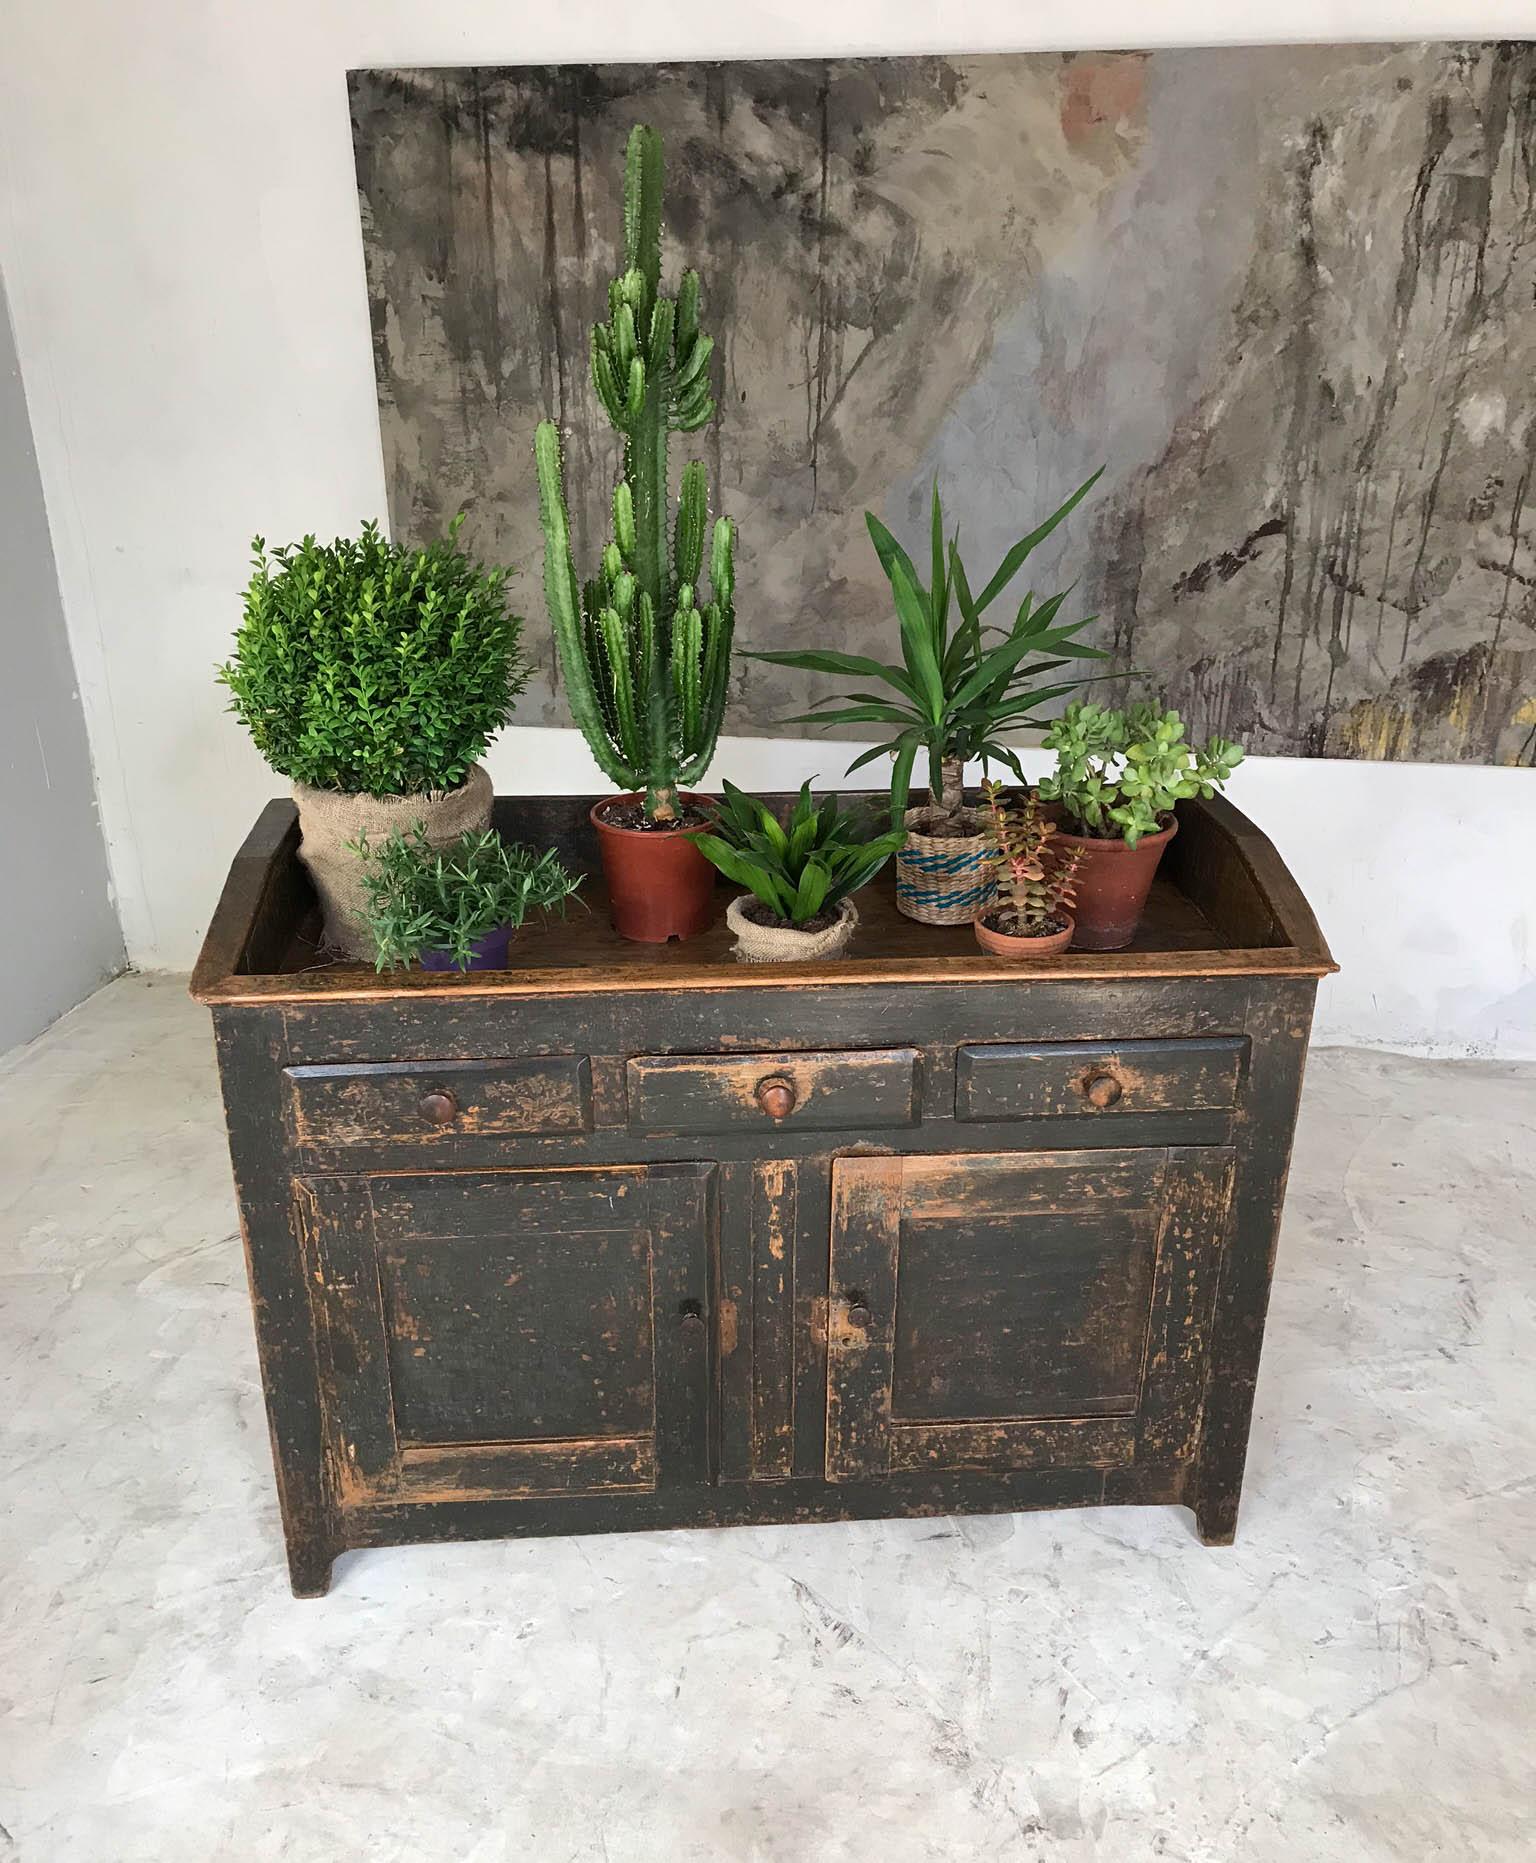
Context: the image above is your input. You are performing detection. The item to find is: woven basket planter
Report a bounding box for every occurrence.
[894,806,997,926]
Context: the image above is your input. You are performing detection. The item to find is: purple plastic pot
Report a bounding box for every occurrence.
[419,924,514,972]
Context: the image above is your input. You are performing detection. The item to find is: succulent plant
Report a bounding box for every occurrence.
[980,782,1083,936]
[535,125,734,824]
[1039,702,1245,847]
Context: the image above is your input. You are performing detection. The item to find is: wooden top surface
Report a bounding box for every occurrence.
[191,791,1336,1005]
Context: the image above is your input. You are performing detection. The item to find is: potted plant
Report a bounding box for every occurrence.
[973,782,1084,958]
[691,781,905,963]
[218,516,525,957]
[1039,701,1245,950]
[353,825,581,972]
[535,124,735,943]
[752,476,1104,925]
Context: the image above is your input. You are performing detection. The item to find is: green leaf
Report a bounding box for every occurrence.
[843,738,905,775]
[791,859,831,921]
[929,479,949,647]
[778,704,917,731]
[748,647,920,704]
[972,468,1104,614]
[865,510,927,612]
[948,628,1053,716]
[889,732,921,824]
[888,556,945,721]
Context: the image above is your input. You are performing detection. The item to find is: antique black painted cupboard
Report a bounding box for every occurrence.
[193,792,1333,1594]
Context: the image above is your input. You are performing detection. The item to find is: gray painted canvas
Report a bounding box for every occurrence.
[350,46,1536,765]
[0,271,123,1053]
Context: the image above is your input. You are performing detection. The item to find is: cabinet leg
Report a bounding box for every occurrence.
[285,1533,337,1598]
[1194,1493,1239,1547]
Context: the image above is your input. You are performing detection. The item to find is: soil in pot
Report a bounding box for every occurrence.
[418,923,514,972]
[591,793,718,943]
[905,808,979,839]
[973,909,1074,959]
[1054,816,1178,951]
[726,894,858,963]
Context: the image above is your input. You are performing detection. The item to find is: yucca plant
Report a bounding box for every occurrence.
[535,124,734,825]
[751,476,1106,823]
[691,781,905,927]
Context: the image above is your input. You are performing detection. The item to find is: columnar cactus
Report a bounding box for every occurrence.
[535,124,735,823]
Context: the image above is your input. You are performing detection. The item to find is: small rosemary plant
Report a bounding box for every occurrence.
[980,782,1084,936]
[353,827,581,970]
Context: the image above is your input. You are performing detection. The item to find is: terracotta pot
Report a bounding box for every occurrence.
[419,924,513,972]
[973,910,1075,959]
[1054,817,1178,951]
[591,794,717,943]
[726,894,858,963]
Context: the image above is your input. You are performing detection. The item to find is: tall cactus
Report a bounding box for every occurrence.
[536,125,735,824]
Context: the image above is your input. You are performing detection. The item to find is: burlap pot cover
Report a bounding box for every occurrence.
[293,763,494,958]
[894,806,997,925]
[725,893,858,963]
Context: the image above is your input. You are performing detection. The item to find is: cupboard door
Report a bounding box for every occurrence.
[824,1149,1232,1481]
[296,1164,714,1507]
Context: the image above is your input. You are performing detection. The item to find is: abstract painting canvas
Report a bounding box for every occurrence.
[350,46,1536,764]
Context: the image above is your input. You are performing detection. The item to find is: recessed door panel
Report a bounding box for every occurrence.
[297,1164,714,1506]
[891,1206,1158,1421]
[378,1220,655,1445]
[825,1149,1232,1482]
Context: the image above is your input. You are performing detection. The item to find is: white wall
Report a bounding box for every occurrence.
[1,1,1532,1056]
[0,272,124,1052]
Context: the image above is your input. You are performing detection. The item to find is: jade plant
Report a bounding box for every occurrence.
[353,826,581,970]
[1040,702,1245,846]
[219,517,525,796]
[980,782,1084,936]
[692,782,905,928]
[751,477,1106,824]
[535,124,734,825]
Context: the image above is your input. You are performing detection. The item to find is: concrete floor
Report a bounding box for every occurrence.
[1,976,1532,1862]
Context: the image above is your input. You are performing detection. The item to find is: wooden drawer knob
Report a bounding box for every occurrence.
[418,1088,459,1125]
[845,1291,872,1330]
[678,1298,705,1337]
[1083,1072,1124,1110]
[755,1075,798,1119]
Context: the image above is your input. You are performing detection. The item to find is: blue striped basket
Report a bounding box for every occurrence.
[895,807,997,926]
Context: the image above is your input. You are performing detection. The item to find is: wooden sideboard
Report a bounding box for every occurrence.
[192,793,1334,1595]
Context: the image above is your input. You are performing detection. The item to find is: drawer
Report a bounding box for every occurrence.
[286,1057,592,1149]
[956,1038,1245,1122]
[627,1048,918,1135]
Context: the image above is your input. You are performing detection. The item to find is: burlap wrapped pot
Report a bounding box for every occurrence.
[725,893,858,963]
[293,763,494,958]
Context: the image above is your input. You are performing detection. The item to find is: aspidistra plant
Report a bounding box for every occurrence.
[690,780,906,927]
[750,472,1107,823]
